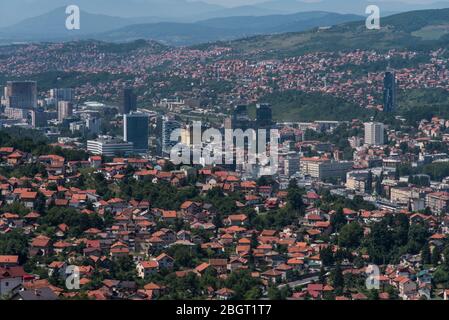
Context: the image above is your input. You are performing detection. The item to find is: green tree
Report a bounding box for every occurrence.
[421,244,431,265]
[332,264,344,295]
[331,207,347,232]
[287,182,304,213]
[320,246,334,267]
[338,222,364,249]
[0,229,29,263]
[432,246,442,267]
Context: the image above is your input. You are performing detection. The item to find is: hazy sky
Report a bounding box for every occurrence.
[198,0,446,8]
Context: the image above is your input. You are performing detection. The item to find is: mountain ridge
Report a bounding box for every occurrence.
[201,7,449,57]
[2,0,449,28]
[0,9,364,46]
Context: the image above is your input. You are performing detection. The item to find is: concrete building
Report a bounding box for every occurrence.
[346,170,371,193]
[284,152,300,178]
[50,88,74,103]
[5,81,37,109]
[87,137,134,157]
[390,187,426,210]
[426,192,449,214]
[58,101,73,122]
[301,157,353,180]
[364,122,385,146]
[31,109,56,128]
[3,107,28,120]
[85,116,101,135]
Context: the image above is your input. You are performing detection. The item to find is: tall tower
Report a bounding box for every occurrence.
[232,104,251,130]
[364,122,385,146]
[58,101,73,122]
[123,112,149,153]
[5,81,37,109]
[256,103,273,129]
[383,71,396,113]
[50,88,74,104]
[120,87,137,115]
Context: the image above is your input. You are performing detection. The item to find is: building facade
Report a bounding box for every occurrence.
[5,81,37,110]
[87,137,134,156]
[364,122,385,146]
[123,113,149,153]
[58,101,73,122]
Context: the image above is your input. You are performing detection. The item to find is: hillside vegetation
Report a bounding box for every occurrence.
[211,8,449,58]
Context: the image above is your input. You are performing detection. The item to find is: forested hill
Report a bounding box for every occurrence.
[206,8,449,57]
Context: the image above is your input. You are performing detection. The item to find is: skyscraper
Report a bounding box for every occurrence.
[123,112,149,153]
[383,71,396,112]
[364,122,385,146]
[85,116,101,135]
[225,104,251,130]
[284,152,300,178]
[58,101,73,122]
[50,88,74,103]
[120,87,137,115]
[31,108,48,128]
[256,103,273,128]
[233,104,251,129]
[5,81,37,109]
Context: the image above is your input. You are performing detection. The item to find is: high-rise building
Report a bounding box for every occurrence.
[120,87,137,115]
[5,81,37,109]
[31,108,48,128]
[383,71,396,112]
[256,103,273,128]
[284,152,300,178]
[225,105,250,130]
[58,101,73,122]
[50,88,74,103]
[232,104,251,129]
[153,115,164,155]
[364,122,385,146]
[85,116,101,135]
[123,112,149,153]
[162,117,181,156]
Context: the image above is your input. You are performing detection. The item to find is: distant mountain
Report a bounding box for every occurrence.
[211,8,449,57]
[2,0,448,28]
[188,5,286,21]
[0,7,166,41]
[197,11,362,33]
[187,0,449,22]
[96,22,237,46]
[253,0,449,15]
[0,0,224,28]
[0,9,364,46]
[95,11,363,46]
